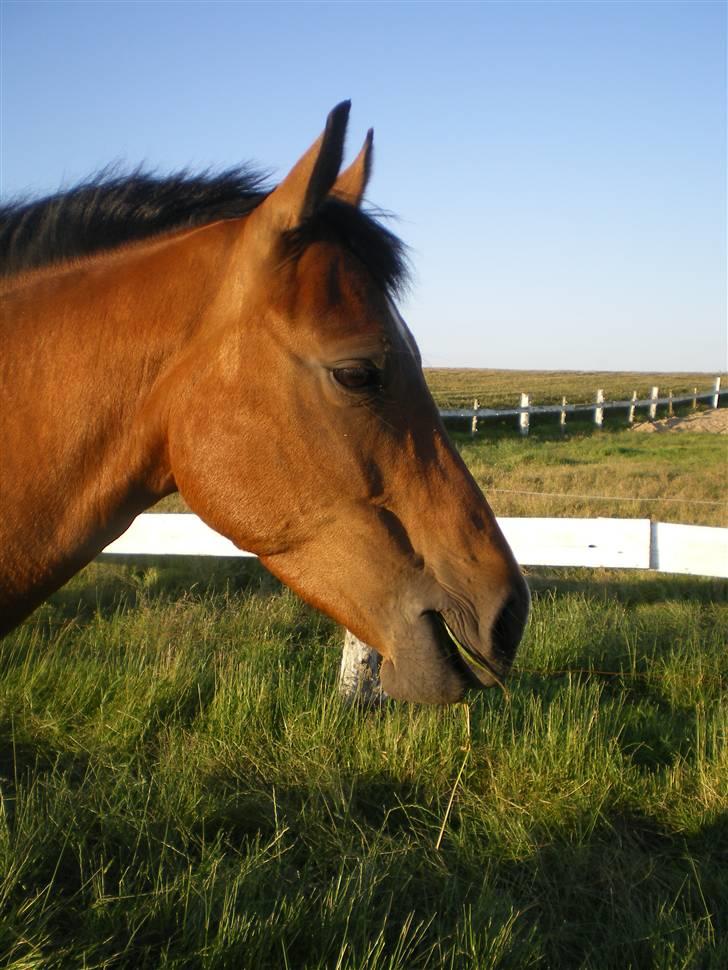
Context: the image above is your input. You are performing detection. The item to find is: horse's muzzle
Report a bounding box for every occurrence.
[433,574,530,691]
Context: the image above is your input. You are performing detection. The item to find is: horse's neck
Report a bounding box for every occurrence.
[0,226,233,631]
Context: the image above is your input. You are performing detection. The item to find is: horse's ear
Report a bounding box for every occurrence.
[331,129,373,207]
[255,101,350,234]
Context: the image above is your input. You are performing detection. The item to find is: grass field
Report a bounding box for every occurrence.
[1,370,727,968]
[423,368,726,410]
[434,369,728,527]
[1,562,726,968]
[457,429,726,527]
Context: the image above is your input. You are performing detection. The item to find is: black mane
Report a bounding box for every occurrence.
[0,166,409,296]
[0,167,268,279]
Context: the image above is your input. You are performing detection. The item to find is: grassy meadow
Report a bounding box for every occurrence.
[1,370,727,968]
[423,368,725,410]
[427,368,727,527]
[457,430,726,526]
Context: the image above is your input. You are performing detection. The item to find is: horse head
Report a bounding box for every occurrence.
[165,102,529,702]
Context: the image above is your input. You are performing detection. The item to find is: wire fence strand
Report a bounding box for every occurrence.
[489,488,725,506]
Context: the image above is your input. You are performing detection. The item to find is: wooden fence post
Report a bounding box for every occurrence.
[560,396,567,434]
[519,393,530,436]
[338,631,386,706]
[594,389,604,428]
[471,398,479,436]
[712,376,721,409]
[628,390,637,425]
[649,386,659,420]
[668,390,674,417]
[692,387,698,410]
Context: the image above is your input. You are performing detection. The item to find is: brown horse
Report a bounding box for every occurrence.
[0,102,528,703]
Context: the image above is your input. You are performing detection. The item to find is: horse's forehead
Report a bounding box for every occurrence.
[293,244,398,339]
[296,245,370,300]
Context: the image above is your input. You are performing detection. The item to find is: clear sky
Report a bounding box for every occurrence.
[1,0,725,372]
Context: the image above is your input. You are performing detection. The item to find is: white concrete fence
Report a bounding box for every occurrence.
[101,514,728,580]
[440,377,723,436]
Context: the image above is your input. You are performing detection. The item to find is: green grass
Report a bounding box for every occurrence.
[456,426,727,526]
[423,369,727,526]
[1,560,727,969]
[423,368,726,410]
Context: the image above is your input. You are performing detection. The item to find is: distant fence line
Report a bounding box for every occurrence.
[439,376,723,435]
[102,514,728,580]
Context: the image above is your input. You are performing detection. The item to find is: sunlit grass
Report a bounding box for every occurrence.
[1,560,726,968]
[457,428,727,526]
[424,367,726,410]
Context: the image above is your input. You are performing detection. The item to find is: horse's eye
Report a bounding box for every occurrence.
[332,365,381,391]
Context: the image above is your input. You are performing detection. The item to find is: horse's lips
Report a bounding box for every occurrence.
[428,612,501,689]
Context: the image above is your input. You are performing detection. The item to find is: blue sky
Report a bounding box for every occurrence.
[1,0,725,371]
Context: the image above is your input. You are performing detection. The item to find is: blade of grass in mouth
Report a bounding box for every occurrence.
[439,614,509,696]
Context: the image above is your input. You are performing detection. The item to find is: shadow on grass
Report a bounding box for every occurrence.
[528,570,727,605]
[8,765,723,969]
[33,556,277,626]
[444,399,723,443]
[445,413,671,443]
[489,807,728,968]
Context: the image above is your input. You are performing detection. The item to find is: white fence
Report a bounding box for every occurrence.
[440,377,723,435]
[101,514,728,579]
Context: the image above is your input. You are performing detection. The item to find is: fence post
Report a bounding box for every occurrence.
[560,396,567,434]
[338,631,386,706]
[519,393,530,436]
[594,389,604,429]
[649,386,659,420]
[628,390,637,425]
[692,387,698,410]
[712,376,721,409]
[471,398,479,436]
[668,389,674,417]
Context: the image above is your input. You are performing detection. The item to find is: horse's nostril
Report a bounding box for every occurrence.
[491,581,529,664]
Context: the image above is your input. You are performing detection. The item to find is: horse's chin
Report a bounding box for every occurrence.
[378,611,501,704]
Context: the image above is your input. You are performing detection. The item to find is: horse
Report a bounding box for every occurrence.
[0,101,529,703]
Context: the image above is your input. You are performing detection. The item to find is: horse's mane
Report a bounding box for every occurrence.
[0,166,409,296]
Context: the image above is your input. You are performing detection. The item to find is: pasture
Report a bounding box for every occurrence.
[457,429,726,527]
[424,368,726,410]
[1,374,727,968]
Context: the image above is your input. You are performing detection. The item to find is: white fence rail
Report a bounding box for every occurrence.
[440,377,723,435]
[101,514,728,579]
